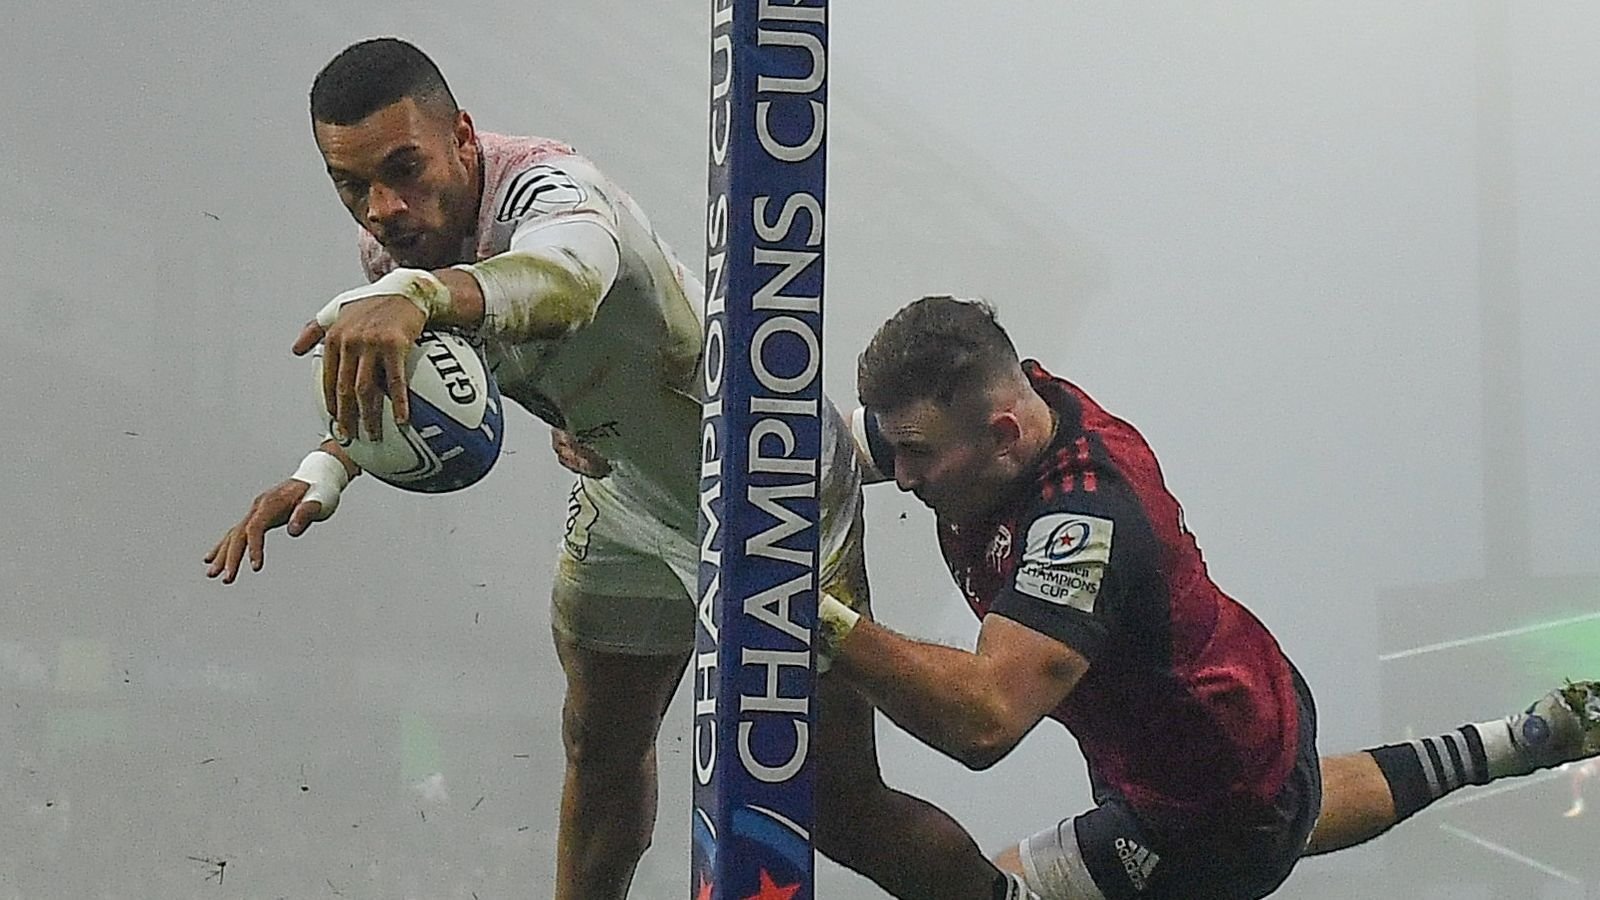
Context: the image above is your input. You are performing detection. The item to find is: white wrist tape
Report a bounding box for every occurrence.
[289,450,350,519]
[816,593,862,672]
[314,268,452,329]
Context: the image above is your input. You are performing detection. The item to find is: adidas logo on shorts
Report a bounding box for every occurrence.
[1113,836,1160,892]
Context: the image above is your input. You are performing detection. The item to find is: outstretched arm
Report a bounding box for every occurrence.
[204,440,361,583]
[825,603,1088,769]
[292,214,622,441]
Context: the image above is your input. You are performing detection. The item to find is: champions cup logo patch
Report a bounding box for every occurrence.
[986,525,1012,572]
[1013,513,1113,611]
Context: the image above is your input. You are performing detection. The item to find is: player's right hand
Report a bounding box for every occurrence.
[204,479,325,584]
[292,294,427,443]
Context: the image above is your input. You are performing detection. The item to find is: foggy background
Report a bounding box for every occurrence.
[2,1,1596,897]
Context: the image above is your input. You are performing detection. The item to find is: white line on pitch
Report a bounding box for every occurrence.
[1436,823,1582,885]
[1379,610,1600,661]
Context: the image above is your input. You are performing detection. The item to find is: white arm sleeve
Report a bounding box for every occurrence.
[456,216,621,342]
[850,406,892,484]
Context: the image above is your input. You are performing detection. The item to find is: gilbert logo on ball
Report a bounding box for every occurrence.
[314,331,504,493]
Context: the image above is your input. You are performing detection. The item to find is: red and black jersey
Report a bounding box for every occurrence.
[867,361,1305,822]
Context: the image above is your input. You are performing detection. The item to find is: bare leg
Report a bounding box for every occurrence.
[551,627,689,900]
[813,675,1005,899]
[811,533,1004,899]
[1302,752,1397,855]
[1306,682,1599,857]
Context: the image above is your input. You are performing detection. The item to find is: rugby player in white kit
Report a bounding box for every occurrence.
[206,38,1030,900]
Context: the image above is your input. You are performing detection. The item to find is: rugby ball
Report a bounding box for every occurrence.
[313,331,503,493]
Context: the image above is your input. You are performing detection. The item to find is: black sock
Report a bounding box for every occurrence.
[1368,726,1491,820]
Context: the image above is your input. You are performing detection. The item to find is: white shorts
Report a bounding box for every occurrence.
[551,408,868,656]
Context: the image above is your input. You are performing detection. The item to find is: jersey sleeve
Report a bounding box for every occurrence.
[851,406,896,483]
[987,488,1141,663]
[464,157,623,341]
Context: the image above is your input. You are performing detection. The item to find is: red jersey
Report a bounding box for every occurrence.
[875,361,1304,821]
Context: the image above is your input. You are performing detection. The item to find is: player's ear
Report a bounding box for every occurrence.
[453,110,476,155]
[988,411,1023,460]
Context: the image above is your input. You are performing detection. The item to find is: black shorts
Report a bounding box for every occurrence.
[1023,668,1321,900]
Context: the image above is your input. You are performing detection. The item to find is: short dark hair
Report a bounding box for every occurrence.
[310,37,458,126]
[857,295,1022,413]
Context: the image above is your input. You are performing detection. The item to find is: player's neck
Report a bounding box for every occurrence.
[472,146,486,203]
[1017,390,1059,472]
[988,390,1058,498]
[454,147,488,258]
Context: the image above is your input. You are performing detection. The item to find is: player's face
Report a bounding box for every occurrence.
[314,97,480,269]
[876,399,1010,524]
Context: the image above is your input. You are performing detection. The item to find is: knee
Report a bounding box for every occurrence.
[814,819,870,871]
[560,699,657,774]
[814,777,891,864]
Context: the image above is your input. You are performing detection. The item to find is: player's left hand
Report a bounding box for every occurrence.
[551,427,613,478]
[293,294,426,442]
[816,590,865,674]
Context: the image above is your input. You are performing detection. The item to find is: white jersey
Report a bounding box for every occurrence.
[360,132,860,544]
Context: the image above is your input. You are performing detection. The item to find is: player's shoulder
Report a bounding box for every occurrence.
[1016,445,1137,547]
[480,133,612,223]
[1003,426,1136,543]
[988,474,1129,621]
[1012,504,1116,569]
